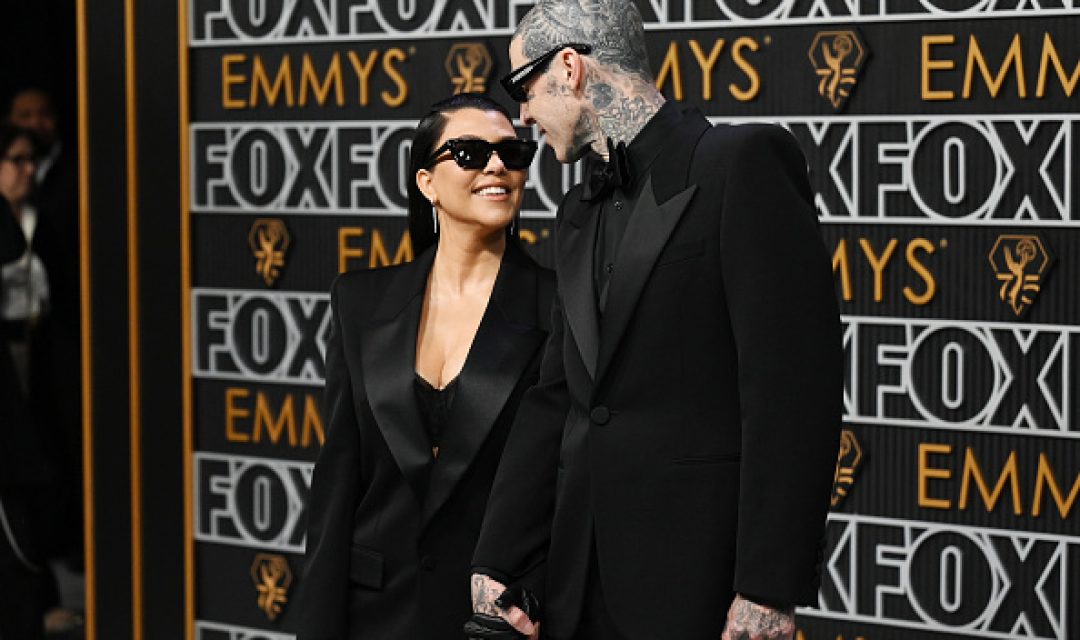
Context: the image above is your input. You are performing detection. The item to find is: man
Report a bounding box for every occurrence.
[8,88,77,228]
[468,2,842,639]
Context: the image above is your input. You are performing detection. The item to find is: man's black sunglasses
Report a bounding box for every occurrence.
[500,43,593,103]
[426,138,538,171]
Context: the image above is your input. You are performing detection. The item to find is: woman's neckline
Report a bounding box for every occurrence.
[414,370,460,392]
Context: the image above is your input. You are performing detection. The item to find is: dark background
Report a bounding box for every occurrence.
[0,1,77,141]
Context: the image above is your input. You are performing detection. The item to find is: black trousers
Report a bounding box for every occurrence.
[0,491,45,639]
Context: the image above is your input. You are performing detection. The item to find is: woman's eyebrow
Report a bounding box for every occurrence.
[453,134,519,141]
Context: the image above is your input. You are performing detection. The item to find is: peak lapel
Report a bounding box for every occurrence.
[359,250,435,502]
[596,178,697,382]
[422,247,546,527]
[558,198,601,380]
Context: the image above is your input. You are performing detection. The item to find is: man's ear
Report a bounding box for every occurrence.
[416,169,438,206]
[562,48,587,93]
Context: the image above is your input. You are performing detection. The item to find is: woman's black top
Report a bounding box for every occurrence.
[413,373,459,456]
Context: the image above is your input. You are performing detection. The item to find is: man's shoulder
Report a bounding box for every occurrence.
[700,122,798,157]
[692,122,807,183]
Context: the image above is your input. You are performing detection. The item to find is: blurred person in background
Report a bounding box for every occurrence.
[0,134,47,640]
[0,125,48,398]
[6,86,84,571]
[0,123,82,637]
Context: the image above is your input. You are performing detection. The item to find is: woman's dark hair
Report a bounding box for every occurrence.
[0,124,35,159]
[407,93,519,256]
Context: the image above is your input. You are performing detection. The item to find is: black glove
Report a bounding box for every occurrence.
[494,584,540,623]
[463,613,526,639]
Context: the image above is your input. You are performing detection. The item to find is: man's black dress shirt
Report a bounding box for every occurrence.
[588,101,685,312]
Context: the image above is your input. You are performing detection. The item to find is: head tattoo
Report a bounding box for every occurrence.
[515,0,653,81]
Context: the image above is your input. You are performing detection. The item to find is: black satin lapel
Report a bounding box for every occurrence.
[558,199,601,380]
[421,319,544,527]
[360,261,432,502]
[596,178,697,381]
[422,255,546,526]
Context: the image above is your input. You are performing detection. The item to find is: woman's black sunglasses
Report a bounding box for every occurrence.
[500,43,593,103]
[426,139,538,171]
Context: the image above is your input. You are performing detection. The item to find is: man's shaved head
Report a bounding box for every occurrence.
[515,0,652,80]
[508,0,664,159]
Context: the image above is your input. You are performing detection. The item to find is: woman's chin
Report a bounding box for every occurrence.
[469,206,517,232]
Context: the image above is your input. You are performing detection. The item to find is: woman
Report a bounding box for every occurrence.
[0,125,51,399]
[0,125,51,639]
[297,94,554,639]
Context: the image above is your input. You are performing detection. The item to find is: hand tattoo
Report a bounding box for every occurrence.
[471,574,505,616]
[721,594,795,640]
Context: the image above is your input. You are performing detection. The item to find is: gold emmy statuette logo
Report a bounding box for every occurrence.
[989,234,1054,317]
[446,43,493,94]
[251,553,293,621]
[808,30,868,111]
[249,218,291,287]
[831,429,863,508]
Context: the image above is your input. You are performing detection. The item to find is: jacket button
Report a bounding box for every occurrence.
[590,406,611,425]
[420,555,438,571]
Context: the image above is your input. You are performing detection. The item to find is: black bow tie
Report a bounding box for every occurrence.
[582,138,633,202]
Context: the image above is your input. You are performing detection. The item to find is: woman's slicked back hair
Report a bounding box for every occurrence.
[407,93,517,256]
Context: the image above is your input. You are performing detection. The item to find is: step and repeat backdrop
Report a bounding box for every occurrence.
[183,2,1079,639]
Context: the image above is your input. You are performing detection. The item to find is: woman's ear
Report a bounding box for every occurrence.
[416,169,438,206]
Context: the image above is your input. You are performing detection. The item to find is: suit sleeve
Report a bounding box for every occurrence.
[472,254,571,601]
[717,126,842,606]
[296,276,363,639]
[0,198,26,264]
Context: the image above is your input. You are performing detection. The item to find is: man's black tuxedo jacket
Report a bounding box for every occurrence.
[297,241,555,639]
[473,108,843,640]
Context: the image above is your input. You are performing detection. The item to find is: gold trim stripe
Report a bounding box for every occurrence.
[178,0,195,637]
[125,0,144,637]
[76,0,96,636]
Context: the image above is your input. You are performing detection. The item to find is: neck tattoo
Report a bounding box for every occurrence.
[583,65,664,156]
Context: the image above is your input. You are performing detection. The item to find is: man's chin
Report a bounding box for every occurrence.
[558,143,591,165]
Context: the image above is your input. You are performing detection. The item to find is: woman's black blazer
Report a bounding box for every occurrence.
[297,240,554,639]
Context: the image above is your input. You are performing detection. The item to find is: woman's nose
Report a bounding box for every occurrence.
[484,150,507,173]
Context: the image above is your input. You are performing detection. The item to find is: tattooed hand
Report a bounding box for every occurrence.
[470,573,539,639]
[720,594,795,640]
